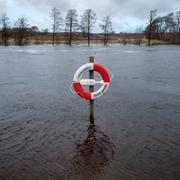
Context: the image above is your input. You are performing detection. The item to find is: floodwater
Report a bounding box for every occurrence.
[0,44,180,180]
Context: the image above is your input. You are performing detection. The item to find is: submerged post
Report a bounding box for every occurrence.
[72,57,111,124]
[89,57,94,123]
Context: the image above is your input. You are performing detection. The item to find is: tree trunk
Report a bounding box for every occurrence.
[69,25,72,45]
[52,20,55,45]
[148,26,151,46]
[104,32,107,45]
[52,32,55,45]
[2,28,8,46]
[88,30,90,46]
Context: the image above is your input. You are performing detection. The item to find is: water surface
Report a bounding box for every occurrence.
[0,44,180,180]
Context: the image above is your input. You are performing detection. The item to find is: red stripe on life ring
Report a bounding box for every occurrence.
[73,81,91,100]
[94,64,110,83]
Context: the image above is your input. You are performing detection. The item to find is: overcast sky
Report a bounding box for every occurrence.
[0,0,179,32]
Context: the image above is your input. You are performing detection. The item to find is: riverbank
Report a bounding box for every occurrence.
[1,32,178,46]
[0,38,174,46]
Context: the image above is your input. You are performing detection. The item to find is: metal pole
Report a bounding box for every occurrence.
[89,57,94,123]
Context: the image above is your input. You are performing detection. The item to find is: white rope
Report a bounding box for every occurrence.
[110,70,114,81]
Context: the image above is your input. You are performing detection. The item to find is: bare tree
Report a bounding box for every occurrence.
[50,7,63,45]
[175,11,180,32]
[147,10,157,45]
[99,16,112,45]
[165,13,176,32]
[65,9,78,45]
[149,13,176,40]
[144,10,180,44]
[0,13,10,45]
[175,11,180,43]
[15,17,29,45]
[81,9,96,45]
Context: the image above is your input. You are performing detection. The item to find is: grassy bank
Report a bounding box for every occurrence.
[0,38,171,46]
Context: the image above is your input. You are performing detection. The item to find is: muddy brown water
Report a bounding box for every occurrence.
[0,44,180,180]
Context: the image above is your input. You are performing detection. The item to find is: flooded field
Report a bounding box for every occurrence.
[0,44,180,180]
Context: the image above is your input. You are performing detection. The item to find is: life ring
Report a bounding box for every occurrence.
[73,63,110,100]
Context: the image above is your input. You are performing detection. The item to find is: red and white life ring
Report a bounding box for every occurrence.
[73,63,110,100]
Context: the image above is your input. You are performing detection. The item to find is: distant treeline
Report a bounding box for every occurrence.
[146,10,180,45]
[0,8,180,46]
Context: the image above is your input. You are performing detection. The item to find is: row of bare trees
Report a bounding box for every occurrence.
[0,14,10,45]
[0,8,113,46]
[0,14,29,45]
[50,8,113,45]
[1,8,180,46]
[146,10,180,45]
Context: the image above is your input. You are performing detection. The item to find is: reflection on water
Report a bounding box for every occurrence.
[65,124,115,180]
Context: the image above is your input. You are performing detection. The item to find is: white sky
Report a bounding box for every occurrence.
[0,0,180,32]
